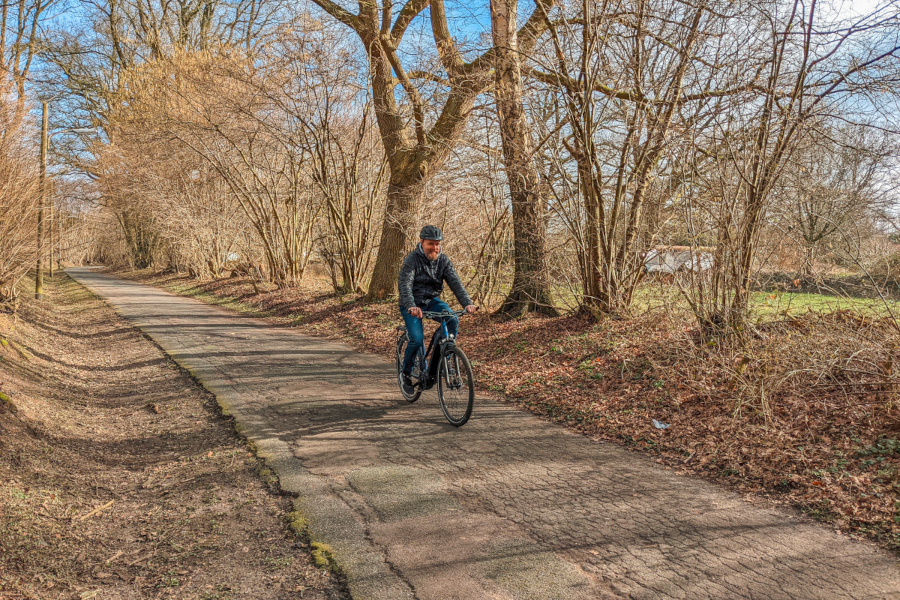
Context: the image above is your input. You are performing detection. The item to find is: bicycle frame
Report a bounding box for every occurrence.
[414,311,461,387]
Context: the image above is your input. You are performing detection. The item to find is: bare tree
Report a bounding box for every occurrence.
[776,126,896,275]
[307,0,556,300]
[1,0,55,122]
[39,0,285,271]
[43,0,281,134]
[537,0,725,314]
[307,101,387,294]
[95,21,387,287]
[490,0,558,317]
[684,0,900,333]
[269,24,387,294]
[153,53,322,285]
[459,119,514,306]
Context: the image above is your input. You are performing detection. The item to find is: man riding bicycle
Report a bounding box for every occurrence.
[398,225,477,394]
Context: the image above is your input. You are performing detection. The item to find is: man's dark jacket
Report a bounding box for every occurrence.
[398,245,472,310]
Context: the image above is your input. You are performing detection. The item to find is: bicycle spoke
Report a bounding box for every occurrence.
[438,347,474,426]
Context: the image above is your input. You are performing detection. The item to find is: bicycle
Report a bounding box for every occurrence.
[395,309,475,427]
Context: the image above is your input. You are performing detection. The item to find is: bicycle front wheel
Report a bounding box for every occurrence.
[437,347,474,426]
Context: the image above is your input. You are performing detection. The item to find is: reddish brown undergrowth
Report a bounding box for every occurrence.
[117,269,900,554]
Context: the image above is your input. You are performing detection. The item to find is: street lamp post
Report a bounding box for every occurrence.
[35,102,48,299]
[49,178,56,278]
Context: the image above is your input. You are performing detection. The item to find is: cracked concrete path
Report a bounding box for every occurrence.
[68,268,900,600]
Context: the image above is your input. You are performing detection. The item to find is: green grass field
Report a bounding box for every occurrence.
[750,291,898,318]
[548,279,899,322]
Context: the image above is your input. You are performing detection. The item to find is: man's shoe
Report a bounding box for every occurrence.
[401,373,416,395]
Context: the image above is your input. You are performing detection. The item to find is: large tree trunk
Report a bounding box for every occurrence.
[361,26,425,301]
[490,0,557,318]
[579,158,605,310]
[366,176,427,299]
[361,33,481,300]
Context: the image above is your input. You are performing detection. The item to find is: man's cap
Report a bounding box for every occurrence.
[419,225,443,241]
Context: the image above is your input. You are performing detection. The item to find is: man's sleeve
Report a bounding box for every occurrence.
[398,256,416,310]
[443,257,473,308]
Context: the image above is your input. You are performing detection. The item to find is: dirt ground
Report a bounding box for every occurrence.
[115,268,900,556]
[0,274,348,600]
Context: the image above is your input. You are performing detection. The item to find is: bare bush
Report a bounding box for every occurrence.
[535,0,742,315]
[0,81,40,305]
[678,0,900,335]
[667,310,900,425]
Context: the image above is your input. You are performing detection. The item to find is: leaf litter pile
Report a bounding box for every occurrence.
[122,269,900,555]
[0,274,348,599]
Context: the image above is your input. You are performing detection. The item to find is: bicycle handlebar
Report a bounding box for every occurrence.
[421,309,466,320]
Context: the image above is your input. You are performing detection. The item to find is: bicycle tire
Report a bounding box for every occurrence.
[437,346,474,426]
[396,335,422,403]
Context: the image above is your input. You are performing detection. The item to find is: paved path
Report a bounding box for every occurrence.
[68,268,900,600]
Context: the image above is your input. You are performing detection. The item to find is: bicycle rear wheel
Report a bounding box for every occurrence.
[437,347,474,426]
[396,335,421,403]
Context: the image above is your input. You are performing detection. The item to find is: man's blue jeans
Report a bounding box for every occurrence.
[400,298,458,375]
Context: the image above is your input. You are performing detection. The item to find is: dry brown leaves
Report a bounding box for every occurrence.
[122,269,900,555]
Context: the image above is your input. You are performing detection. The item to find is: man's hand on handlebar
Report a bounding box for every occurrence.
[409,305,476,318]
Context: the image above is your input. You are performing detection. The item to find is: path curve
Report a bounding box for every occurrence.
[68,268,900,600]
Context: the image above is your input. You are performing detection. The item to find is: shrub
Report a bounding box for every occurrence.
[0,80,40,306]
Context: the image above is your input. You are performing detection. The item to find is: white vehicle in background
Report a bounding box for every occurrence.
[644,246,714,274]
